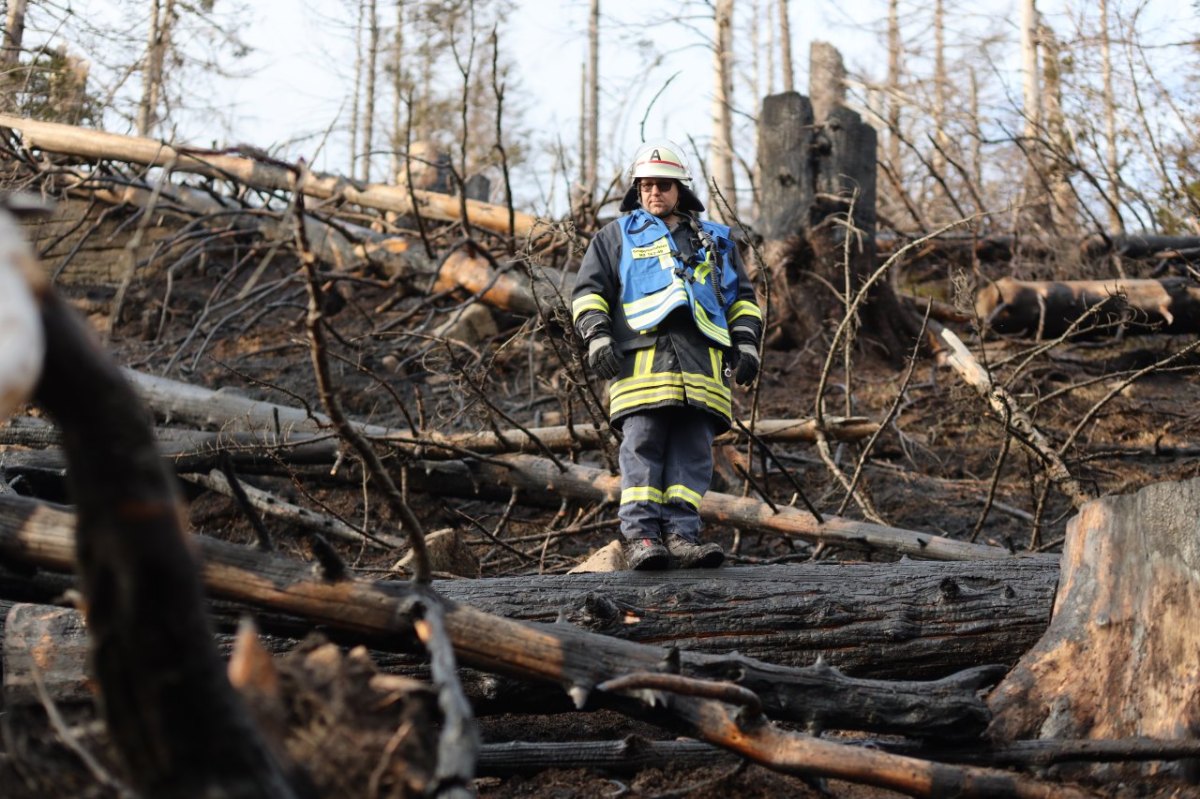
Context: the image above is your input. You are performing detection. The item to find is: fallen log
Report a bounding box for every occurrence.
[1079,233,1200,260]
[0,114,543,240]
[405,452,1018,561]
[878,233,1200,265]
[0,589,1012,739]
[118,369,878,449]
[0,489,1056,681]
[45,175,564,316]
[0,408,877,463]
[0,408,1007,562]
[974,276,1200,340]
[989,477,1200,779]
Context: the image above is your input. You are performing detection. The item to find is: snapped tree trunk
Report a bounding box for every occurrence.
[757,89,921,362]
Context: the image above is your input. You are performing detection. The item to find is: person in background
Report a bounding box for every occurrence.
[572,140,764,570]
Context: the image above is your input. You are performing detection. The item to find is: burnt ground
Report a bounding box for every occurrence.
[6,199,1200,797]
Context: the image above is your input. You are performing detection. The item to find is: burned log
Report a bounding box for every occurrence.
[974,276,1200,340]
[879,233,1200,266]
[1080,233,1200,261]
[988,477,1200,778]
[405,452,1015,561]
[0,493,1057,686]
[0,427,1015,563]
[0,592,1083,799]
[0,585,1017,740]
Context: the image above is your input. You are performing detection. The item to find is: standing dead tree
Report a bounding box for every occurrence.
[756,83,923,363]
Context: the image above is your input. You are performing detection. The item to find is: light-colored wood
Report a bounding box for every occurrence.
[0,114,543,239]
[975,276,1200,339]
[2,603,94,707]
[121,368,879,450]
[408,452,1019,562]
[989,477,1200,779]
[929,320,1094,509]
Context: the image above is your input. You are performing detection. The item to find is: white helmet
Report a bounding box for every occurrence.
[629,140,693,186]
[621,139,704,213]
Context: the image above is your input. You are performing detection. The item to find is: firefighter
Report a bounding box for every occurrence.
[572,140,763,569]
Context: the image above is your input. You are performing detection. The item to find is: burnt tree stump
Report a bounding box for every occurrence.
[757,91,921,363]
[988,478,1200,778]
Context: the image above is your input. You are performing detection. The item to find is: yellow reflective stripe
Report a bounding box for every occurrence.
[682,371,730,398]
[610,374,687,412]
[572,293,609,320]
[682,379,731,414]
[728,300,762,323]
[610,371,731,417]
[665,484,703,508]
[692,252,713,284]
[692,304,731,347]
[709,347,722,379]
[611,387,687,415]
[621,486,664,505]
[634,345,655,376]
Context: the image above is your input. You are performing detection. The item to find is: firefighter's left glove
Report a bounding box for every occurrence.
[729,329,759,387]
[587,335,621,380]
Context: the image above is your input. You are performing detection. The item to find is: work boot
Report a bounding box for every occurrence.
[624,537,670,571]
[665,534,725,568]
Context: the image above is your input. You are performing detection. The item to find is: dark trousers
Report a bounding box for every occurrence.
[617,407,716,543]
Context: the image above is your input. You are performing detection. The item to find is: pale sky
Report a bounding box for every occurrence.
[40,0,1192,215]
[223,0,907,211]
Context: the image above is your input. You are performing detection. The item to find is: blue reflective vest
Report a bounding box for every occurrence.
[617,210,739,348]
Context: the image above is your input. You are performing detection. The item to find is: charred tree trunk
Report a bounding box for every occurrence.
[757,89,921,363]
[988,478,1200,779]
[0,494,1056,682]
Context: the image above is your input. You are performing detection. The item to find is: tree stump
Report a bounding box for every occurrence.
[756,90,920,362]
[988,478,1200,777]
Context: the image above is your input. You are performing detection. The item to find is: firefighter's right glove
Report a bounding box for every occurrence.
[587,335,621,380]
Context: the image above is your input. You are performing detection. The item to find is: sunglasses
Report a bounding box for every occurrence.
[639,179,677,193]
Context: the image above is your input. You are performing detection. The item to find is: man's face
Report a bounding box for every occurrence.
[639,179,679,218]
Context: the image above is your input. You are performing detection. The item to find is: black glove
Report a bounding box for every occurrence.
[587,334,621,380]
[728,328,759,386]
